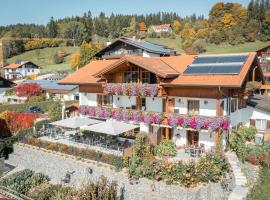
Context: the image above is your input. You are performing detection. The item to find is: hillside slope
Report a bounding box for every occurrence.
[146,37,270,54]
[7,47,79,73]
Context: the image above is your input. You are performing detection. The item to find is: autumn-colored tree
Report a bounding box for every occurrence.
[70,51,80,70]
[14,83,42,98]
[79,41,97,68]
[172,20,181,34]
[139,22,147,30]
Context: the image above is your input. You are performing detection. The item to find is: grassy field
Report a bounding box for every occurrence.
[146,37,270,54]
[247,169,270,200]
[7,47,79,73]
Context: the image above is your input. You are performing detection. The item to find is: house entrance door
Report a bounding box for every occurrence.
[187,131,199,146]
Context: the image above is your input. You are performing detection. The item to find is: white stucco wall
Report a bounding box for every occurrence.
[113,95,136,108]
[140,122,149,133]
[145,97,163,112]
[173,97,216,117]
[241,106,270,127]
[79,93,97,106]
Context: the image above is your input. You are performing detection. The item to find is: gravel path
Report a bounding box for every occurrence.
[5,144,226,200]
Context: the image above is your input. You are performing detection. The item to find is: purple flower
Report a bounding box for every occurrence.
[141,84,147,96]
[208,118,220,132]
[150,85,158,96]
[177,116,185,126]
[130,112,140,122]
[168,115,176,126]
[131,83,138,96]
[112,110,122,121]
[87,107,96,116]
[151,113,162,124]
[112,84,122,95]
[141,114,151,124]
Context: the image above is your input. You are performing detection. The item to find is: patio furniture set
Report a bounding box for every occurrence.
[184,144,205,157]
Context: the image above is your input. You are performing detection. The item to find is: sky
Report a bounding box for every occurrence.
[0,0,250,26]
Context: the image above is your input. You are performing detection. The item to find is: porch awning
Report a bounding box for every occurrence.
[50,117,102,129]
[80,120,139,136]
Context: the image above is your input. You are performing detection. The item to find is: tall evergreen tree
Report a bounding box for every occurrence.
[47,17,58,38]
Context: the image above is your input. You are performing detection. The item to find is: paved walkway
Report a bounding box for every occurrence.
[226,152,249,200]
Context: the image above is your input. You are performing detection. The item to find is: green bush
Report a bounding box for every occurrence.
[0,169,49,195]
[0,137,15,159]
[27,96,45,103]
[155,140,176,158]
[238,126,257,142]
[48,102,62,121]
[35,185,71,200]
[0,101,56,113]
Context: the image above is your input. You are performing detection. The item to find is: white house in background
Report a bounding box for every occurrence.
[3,61,40,80]
[150,24,173,33]
[59,52,265,152]
[23,80,79,101]
[0,76,15,104]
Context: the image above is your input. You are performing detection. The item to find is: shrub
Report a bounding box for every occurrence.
[238,126,257,142]
[48,102,62,121]
[35,184,71,200]
[0,169,49,195]
[155,140,176,158]
[53,53,64,64]
[28,96,45,103]
[59,144,68,153]
[247,153,260,165]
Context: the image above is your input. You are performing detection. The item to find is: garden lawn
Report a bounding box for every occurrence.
[145,36,184,53]
[248,169,270,200]
[7,47,79,73]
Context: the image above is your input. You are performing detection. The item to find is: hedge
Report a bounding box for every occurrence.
[0,100,78,113]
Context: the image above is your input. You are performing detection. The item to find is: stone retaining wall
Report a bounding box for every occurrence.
[6,144,228,200]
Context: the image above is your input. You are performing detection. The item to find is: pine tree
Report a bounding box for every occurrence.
[47,17,58,38]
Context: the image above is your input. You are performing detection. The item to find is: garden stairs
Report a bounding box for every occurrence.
[226,152,249,200]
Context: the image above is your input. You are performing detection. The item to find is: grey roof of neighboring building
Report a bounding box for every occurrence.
[23,80,77,91]
[96,37,176,57]
[248,95,270,112]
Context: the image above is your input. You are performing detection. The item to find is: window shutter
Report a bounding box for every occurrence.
[250,119,255,126]
[267,120,270,129]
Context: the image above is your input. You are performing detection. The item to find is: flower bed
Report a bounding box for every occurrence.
[21,136,124,169]
[128,133,230,187]
[79,106,230,132]
[104,83,159,97]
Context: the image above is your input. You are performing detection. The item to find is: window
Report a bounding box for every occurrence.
[255,119,267,130]
[231,99,237,113]
[97,95,113,107]
[142,70,151,83]
[124,66,138,83]
[141,98,146,111]
[187,100,199,115]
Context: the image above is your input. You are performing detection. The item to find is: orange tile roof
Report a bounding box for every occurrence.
[4,61,39,69]
[59,59,117,85]
[261,84,270,90]
[94,56,179,78]
[4,63,22,69]
[60,53,258,88]
[162,53,257,87]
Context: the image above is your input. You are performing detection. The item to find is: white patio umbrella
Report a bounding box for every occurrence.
[49,117,102,129]
[80,120,139,136]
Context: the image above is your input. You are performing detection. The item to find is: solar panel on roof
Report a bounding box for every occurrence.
[183,64,243,75]
[193,55,247,64]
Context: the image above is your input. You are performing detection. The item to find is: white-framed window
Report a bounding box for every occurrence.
[255,119,267,130]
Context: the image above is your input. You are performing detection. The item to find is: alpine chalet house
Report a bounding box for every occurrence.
[60,51,264,150]
[150,24,173,33]
[95,37,176,59]
[3,61,40,80]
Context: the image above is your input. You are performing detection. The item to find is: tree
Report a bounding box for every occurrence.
[70,51,80,70]
[48,102,62,121]
[63,21,85,46]
[139,22,147,30]
[78,41,97,68]
[14,83,42,98]
[47,17,58,38]
[172,20,181,34]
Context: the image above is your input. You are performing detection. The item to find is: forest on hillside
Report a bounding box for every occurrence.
[1,0,270,57]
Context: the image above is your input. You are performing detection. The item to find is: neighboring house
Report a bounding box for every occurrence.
[257,45,270,95]
[0,76,15,104]
[243,95,270,142]
[95,37,176,59]
[59,52,264,150]
[23,80,79,101]
[3,61,40,80]
[150,24,173,33]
